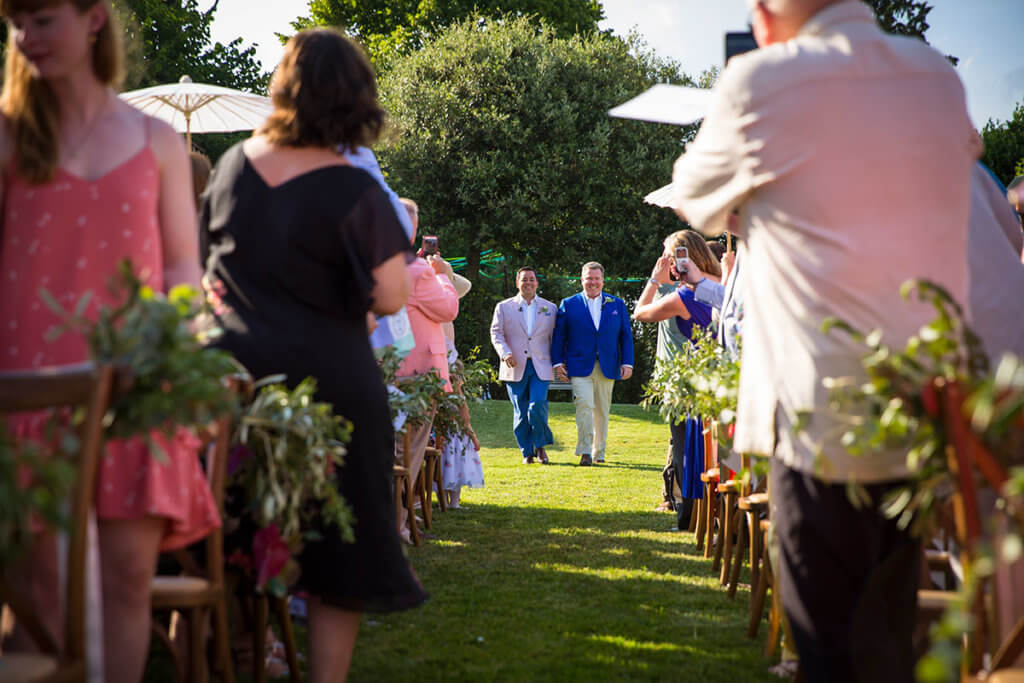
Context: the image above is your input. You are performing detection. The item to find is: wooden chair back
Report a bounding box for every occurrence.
[940,379,1024,677]
[0,362,116,672]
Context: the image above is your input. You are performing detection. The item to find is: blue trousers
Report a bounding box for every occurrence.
[506,359,554,458]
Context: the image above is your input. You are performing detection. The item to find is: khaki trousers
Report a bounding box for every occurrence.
[570,361,615,460]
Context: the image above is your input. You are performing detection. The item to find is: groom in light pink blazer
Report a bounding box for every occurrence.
[490,266,556,464]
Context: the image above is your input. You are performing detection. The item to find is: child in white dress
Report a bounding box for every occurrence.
[441,359,484,507]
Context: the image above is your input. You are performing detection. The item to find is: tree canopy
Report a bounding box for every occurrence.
[864,0,957,64]
[981,102,1024,186]
[291,0,604,67]
[115,0,268,93]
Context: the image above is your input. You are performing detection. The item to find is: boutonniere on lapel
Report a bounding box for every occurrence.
[540,305,550,315]
[603,296,613,305]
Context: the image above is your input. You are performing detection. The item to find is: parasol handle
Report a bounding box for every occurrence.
[726,232,732,254]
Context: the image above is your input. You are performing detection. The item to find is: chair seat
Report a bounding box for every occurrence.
[394,465,410,476]
[717,480,740,494]
[151,575,220,608]
[0,653,59,682]
[738,492,769,511]
[424,447,440,458]
[967,671,1024,683]
[700,468,720,483]
[918,589,956,612]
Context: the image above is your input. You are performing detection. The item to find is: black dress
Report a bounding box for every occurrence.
[201,143,427,613]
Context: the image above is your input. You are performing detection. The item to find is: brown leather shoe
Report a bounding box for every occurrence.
[536,447,549,465]
[523,455,535,464]
[579,453,592,466]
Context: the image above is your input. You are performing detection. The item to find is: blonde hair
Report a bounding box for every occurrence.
[0,0,124,184]
[665,230,722,278]
[581,261,604,275]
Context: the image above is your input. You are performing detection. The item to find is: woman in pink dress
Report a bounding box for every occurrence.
[0,1,218,680]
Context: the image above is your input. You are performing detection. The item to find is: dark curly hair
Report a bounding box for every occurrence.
[257,28,384,150]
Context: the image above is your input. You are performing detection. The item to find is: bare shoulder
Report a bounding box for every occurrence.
[133,107,187,166]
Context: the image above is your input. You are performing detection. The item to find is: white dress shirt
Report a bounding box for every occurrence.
[521,297,537,336]
[585,294,602,330]
[672,1,977,483]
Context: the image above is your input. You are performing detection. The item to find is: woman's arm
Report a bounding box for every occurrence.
[151,116,202,291]
[633,254,691,323]
[370,252,410,316]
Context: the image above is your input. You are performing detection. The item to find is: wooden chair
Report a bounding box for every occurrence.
[926,379,1024,681]
[419,445,442,529]
[697,423,719,558]
[393,430,419,546]
[248,595,300,683]
[149,411,236,683]
[0,363,116,683]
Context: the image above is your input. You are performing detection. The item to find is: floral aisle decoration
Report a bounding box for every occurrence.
[226,377,355,597]
[818,279,1024,682]
[642,325,741,458]
[1,260,239,563]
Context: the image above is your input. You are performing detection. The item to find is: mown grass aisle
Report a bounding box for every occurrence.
[348,400,778,682]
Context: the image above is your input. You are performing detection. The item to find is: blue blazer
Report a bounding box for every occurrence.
[551,292,634,380]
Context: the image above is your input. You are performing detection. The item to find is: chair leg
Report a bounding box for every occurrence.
[712,494,726,574]
[704,488,717,559]
[748,513,761,593]
[405,473,420,546]
[434,457,447,513]
[748,548,769,639]
[720,493,736,585]
[728,513,747,599]
[271,596,301,682]
[189,607,208,683]
[694,494,707,551]
[212,597,236,683]
[765,562,782,658]
[152,618,186,683]
[252,597,269,683]
[417,469,432,530]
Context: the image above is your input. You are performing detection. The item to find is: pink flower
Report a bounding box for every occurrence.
[252,523,291,589]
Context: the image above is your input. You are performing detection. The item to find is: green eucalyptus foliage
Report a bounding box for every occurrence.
[43,260,240,460]
[822,279,1024,682]
[981,102,1024,187]
[641,325,740,446]
[231,376,355,568]
[0,431,75,567]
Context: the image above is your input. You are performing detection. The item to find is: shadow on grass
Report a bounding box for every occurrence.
[348,504,776,683]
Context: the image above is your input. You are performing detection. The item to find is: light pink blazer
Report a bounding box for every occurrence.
[398,258,459,391]
[490,295,556,383]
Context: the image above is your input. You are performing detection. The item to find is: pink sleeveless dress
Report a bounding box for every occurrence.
[0,142,220,551]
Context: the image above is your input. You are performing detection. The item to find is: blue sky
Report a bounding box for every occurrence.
[208,0,1023,127]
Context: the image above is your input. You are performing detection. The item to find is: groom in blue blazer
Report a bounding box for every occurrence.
[551,261,634,466]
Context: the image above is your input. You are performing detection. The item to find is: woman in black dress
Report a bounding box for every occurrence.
[200,29,426,681]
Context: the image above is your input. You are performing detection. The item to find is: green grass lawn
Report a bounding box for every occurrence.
[344,399,778,682]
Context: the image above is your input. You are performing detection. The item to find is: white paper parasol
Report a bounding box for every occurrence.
[120,75,272,148]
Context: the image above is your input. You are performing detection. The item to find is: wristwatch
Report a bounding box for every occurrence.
[648,277,660,286]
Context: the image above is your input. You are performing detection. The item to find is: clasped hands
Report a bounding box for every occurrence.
[553,365,631,381]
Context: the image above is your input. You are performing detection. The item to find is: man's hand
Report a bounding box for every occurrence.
[651,254,673,284]
[554,365,569,382]
[504,354,517,368]
[427,253,454,278]
[620,366,633,381]
[722,251,736,281]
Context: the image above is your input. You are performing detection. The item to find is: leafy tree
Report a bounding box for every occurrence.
[291,0,603,67]
[378,17,696,402]
[111,0,270,161]
[981,102,1024,187]
[864,0,957,64]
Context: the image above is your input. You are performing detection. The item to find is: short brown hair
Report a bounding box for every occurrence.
[581,261,604,275]
[0,0,123,184]
[516,266,537,280]
[258,28,384,150]
[706,240,726,261]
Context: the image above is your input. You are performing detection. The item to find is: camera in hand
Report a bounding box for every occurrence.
[674,246,690,276]
[422,235,439,256]
[725,31,758,64]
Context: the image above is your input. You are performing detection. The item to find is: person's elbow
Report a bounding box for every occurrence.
[632,306,659,323]
[370,268,410,316]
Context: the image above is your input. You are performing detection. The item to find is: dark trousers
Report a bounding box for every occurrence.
[669,420,694,529]
[770,462,920,683]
